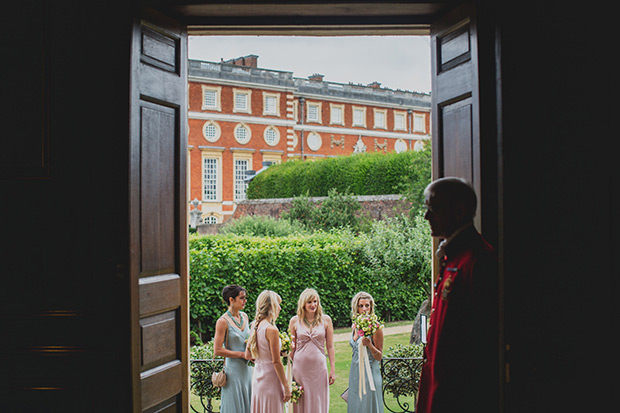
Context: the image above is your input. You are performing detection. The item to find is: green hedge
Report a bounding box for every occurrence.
[190,216,431,341]
[246,149,429,199]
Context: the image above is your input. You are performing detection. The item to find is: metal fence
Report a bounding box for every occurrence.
[190,357,423,413]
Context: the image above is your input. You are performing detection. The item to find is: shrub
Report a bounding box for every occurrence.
[246,150,430,199]
[219,215,307,237]
[189,218,431,340]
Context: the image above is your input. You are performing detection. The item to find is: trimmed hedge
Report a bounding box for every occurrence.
[246,149,429,199]
[189,216,431,341]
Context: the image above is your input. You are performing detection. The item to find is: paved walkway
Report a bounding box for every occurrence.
[333,323,412,342]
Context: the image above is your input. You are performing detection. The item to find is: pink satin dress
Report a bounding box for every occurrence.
[251,322,284,413]
[292,320,329,413]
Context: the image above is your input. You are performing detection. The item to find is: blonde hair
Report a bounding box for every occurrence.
[247,290,281,359]
[296,288,324,323]
[350,291,375,320]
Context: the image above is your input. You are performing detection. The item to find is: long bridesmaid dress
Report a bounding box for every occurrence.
[292,321,329,413]
[220,314,253,413]
[251,322,284,413]
[347,333,384,413]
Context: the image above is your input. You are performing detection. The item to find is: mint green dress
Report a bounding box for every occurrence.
[221,313,253,413]
[347,333,384,413]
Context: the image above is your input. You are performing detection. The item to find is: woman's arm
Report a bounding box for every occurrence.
[323,315,336,385]
[362,328,384,361]
[213,318,246,359]
[288,316,298,361]
[265,325,291,402]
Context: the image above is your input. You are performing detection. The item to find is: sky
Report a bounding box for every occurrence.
[188,35,431,94]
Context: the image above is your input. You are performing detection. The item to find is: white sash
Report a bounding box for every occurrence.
[358,338,376,399]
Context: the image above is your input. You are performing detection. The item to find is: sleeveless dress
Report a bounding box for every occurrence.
[292,320,329,413]
[251,322,284,413]
[347,333,384,413]
[220,313,253,413]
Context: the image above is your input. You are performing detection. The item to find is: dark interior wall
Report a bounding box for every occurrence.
[1,1,134,410]
[497,3,614,412]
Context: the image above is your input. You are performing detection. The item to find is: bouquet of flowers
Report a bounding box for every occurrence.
[353,312,384,338]
[279,331,293,353]
[290,381,304,404]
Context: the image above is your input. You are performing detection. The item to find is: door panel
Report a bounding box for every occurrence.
[130,8,188,412]
[431,5,481,230]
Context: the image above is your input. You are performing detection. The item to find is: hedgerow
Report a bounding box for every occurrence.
[189,215,431,341]
[246,148,430,199]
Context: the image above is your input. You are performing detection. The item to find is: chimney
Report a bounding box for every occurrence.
[368,81,381,89]
[308,73,324,82]
[223,54,259,68]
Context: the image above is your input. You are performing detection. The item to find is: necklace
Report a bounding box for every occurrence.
[226,310,244,329]
[303,316,318,328]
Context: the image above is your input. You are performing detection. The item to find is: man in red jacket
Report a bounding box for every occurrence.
[416,177,499,413]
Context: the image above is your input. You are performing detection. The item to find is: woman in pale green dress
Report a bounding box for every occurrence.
[347,291,384,413]
[213,285,253,413]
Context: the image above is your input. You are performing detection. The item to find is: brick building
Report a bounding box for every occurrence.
[188,55,431,223]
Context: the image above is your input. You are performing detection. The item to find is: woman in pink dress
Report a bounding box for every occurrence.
[288,288,336,413]
[246,290,292,412]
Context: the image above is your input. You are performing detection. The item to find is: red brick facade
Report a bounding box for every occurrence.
[187,56,431,223]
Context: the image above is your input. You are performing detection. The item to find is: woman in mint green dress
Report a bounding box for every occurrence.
[213,285,253,413]
[347,291,384,413]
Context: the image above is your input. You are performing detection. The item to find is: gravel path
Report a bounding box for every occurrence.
[333,323,412,342]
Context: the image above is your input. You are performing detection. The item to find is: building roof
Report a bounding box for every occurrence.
[188,58,431,109]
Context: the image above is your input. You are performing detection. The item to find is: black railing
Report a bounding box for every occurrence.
[381,357,423,412]
[190,357,423,413]
[190,359,223,413]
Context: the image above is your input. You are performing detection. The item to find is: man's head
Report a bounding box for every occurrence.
[424,177,477,238]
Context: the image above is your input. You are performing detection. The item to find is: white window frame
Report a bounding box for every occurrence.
[201,85,221,111]
[202,120,221,143]
[330,103,344,125]
[414,113,426,133]
[233,155,252,201]
[263,92,280,116]
[201,152,222,202]
[306,102,322,123]
[374,108,387,129]
[234,123,251,145]
[203,215,218,224]
[352,106,366,127]
[263,126,280,146]
[393,111,407,131]
[233,88,252,114]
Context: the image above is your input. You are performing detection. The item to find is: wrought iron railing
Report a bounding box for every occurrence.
[381,357,423,412]
[190,359,223,413]
[190,356,423,413]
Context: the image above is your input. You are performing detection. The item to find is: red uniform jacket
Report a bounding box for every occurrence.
[416,226,498,413]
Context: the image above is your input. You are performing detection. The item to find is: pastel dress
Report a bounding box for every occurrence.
[221,314,253,413]
[347,333,384,413]
[292,321,329,413]
[251,322,284,413]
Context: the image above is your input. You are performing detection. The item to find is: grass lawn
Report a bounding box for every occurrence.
[191,322,414,413]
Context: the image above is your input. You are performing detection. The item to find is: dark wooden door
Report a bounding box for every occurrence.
[430,3,483,229]
[130,8,188,412]
[430,5,503,410]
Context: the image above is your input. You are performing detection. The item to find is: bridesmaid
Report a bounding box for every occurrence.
[347,291,384,413]
[213,285,253,413]
[246,290,291,412]
[288,288,336,413]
